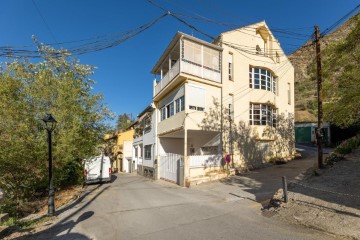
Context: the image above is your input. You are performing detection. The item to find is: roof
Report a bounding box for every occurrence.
[138,103,155,118]
[295,110,317,123]
[151,31,222,74]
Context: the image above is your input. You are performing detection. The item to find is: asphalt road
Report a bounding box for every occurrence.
[23,163,339,240]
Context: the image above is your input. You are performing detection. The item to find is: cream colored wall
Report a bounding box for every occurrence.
[185,80,222,130]
[189,166,222,178]
[158,111,185,135]
[123,140,133,158]
[221,22,295,139]
[159,138,183,155]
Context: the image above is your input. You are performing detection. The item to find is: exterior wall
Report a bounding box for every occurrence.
[184,80,222,130]
[189,166,222,178]
[142,109,157,168]
[158,111,185,135]
[117,129,134,146]
[219,22,295,165]
[221,23,295,129]
[116,129,134,172]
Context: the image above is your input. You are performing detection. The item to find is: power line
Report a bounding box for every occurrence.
[321,3,360,37]
[31,0,59,44]
[0,13,169,58]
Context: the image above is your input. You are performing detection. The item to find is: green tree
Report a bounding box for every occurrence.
[116,113,134,131]
[322,13,360,128]
[0,42,112,216]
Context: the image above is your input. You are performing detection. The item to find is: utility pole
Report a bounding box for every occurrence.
[314,26,324,169]
[228,104,234,168]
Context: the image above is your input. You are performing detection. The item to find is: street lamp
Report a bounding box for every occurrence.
[42,113,57,216]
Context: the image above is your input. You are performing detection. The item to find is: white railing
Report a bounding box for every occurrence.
[182,61,221,83]
[154,60,180,96]
[189,154,222,168]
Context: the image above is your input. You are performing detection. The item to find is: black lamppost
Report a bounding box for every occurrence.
[42,114,57,216]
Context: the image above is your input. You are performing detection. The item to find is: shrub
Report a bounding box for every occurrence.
[334,134,360,154]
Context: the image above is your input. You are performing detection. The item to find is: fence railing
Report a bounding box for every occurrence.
[189,154,222,167]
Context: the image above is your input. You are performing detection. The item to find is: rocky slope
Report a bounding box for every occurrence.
[290,13,359,122]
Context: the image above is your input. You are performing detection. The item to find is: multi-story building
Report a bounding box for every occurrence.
[150,21,294,186]
[216,21,295,169]
[151,32,223,185]
[132,104,157,178]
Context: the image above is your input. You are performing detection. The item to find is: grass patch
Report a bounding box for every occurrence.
[2,216,52,229]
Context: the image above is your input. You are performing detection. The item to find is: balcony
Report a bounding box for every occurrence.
[152,33,222,97]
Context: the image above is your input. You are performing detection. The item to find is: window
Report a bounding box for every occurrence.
[160,96,185,121]
[249,67,276,94]
[144,145,151,160]
[180,96,185,111]
[228,53,233,80]
[249,103,277,126]
[161,107,166,121]
[169,102,174,117]
[189,105,197,110]
[175,98,180,113]
[135,147,138,157]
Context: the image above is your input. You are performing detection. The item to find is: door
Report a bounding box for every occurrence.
[159,153,182,184]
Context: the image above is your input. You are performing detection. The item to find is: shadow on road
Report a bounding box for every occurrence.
[1,183,110,240]
[217,155,316,206]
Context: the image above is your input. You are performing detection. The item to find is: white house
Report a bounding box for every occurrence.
[132,104,157,178]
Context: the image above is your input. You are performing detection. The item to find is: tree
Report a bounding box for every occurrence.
[116,113,134,131]
[322,13,360,128]
[0,42,112,216]
[262,113,295,159]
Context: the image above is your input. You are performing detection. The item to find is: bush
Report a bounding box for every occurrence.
[325,152,345,166]
[334,134,360,154]
[55,159,83,188]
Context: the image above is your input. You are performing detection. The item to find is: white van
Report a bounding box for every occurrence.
[84,155,112,184]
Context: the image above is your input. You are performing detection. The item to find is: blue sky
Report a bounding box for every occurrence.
[1,0,359,126]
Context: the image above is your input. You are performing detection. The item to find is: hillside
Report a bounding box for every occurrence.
[289,12,360,123]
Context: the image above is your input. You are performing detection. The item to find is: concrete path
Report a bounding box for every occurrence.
[16,162,339,240]
[194,144,322,205]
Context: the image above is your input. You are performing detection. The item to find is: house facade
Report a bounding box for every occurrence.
[108,129,134,173]
[145,21,294,186]
[216,21,295,168]
[132,104,157,178]
[152,32,223,185]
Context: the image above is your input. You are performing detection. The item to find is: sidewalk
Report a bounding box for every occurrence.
[193,154,318,205]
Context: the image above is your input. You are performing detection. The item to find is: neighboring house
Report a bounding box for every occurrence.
[105,128,134,173]
[132,104,157,178]
[150,21,295,186]
[294,111,331,145]
[295,122,331,145]
[122,140,134,173]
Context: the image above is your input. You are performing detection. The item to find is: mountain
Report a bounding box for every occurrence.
[289,12,360,123]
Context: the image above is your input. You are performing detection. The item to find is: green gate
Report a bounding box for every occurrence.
[295,127,312,143]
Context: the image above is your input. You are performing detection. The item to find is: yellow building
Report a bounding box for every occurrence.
[105,129,134,173]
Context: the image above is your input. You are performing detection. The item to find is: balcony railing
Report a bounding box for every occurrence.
[154,59,221,97]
